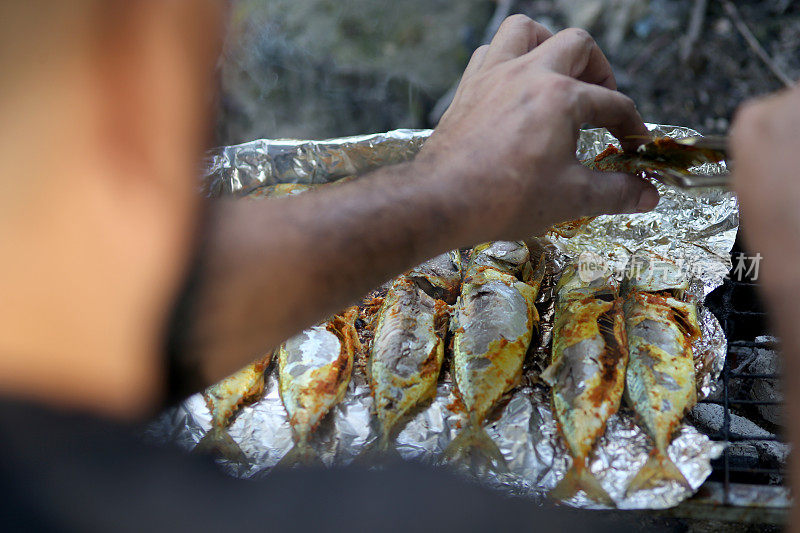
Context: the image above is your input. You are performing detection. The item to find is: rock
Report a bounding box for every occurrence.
[690,403,788,467]
[726,443,759,470]
[743,336,783,426]
[751,380,783,426]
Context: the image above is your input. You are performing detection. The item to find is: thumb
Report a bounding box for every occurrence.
[569,166,660,218]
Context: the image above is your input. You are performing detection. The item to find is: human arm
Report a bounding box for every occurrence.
[182,16,659,384]
[729,85,800,532]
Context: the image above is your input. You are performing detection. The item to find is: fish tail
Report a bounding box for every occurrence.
[550,460,615,507]
[626,449,690,496]
[274,440,323,469]
[193,427,248,464]
[438,424,509,473]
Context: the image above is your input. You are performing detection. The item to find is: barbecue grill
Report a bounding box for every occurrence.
[665,242,790,524]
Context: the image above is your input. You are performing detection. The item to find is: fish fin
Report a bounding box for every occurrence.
[193,427,248,464]
[274,441,324,469]
[438,424,509,473]
[550,461,615,507]
[353,435,403,467]
[626,449,690,496]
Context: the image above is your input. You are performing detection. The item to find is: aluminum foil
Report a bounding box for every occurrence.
[203,129,431,197]
[151,124,735,510]
[561,123,738,301]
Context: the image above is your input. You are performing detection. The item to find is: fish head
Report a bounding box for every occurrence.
[555,263,617,305]
[468,241,530,278]
[406,250,463,303]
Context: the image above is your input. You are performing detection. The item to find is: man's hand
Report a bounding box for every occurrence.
[188,16,658,385]
[417,15,659,240]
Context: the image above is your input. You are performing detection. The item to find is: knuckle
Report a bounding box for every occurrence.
[562,27,594,48]
[502,14,535,30]
[545,74,575,94]
[618,93,636,110]
[472,44,489,58]
[614,93,638,117]
[539,76,577,109]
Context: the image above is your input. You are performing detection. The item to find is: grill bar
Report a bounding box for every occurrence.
[699,398,781,406]
[698,244,787,521]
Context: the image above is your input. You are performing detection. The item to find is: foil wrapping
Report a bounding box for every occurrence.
[202,129,431,197]
[151,124,735,510]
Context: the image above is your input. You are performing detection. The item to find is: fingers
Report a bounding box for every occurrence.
[569,81,649,152]
[482,15,553,69]
[562,166,660,219]
[528,27,616,90]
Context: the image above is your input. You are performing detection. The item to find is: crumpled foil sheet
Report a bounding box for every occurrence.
[202,129,431,198]
[150,124,735,510]
[564,124,738,301]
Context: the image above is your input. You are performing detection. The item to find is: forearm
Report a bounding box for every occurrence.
[178,16,655,387]
[187,159,482,383]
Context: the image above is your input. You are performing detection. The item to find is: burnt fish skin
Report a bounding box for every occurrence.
[441,242,543,471]
[365,251,461,459]
[622,252,700,495]
[542,264,627,507]
[194,356,271,462]
[277,308,360,467]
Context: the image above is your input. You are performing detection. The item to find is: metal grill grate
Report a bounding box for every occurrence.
[688,243,790,521]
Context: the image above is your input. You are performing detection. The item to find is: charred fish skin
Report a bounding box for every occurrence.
[623,252,700,494]
[442,242,542,470]
[542,264,626,507]
[277,309,359,466]
[195,356,271,462]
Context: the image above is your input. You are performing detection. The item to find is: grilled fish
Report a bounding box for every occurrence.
[441,242,543,471]
[365,251,461,459]
[585,139,724,176]
[277,308,360,466]
[542,264,627,506]
[622,252,700,495]
[194,356,271,462]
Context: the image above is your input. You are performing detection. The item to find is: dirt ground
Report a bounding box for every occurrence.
[215,0,800,144]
